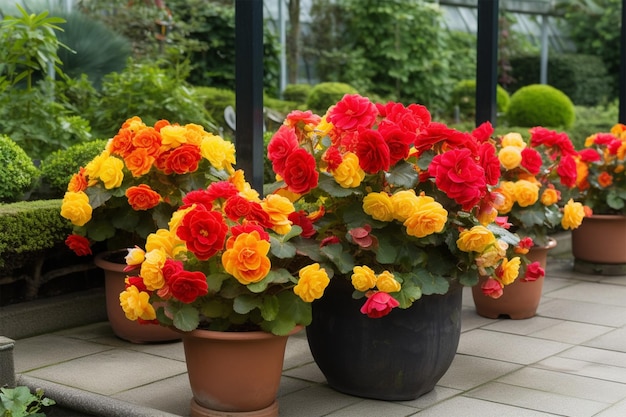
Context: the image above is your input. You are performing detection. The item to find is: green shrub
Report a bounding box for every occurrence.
[39,139,109,197]
[93,59,217,137]
[506,84,576,129]
[450,80,510,120]
[0,135,39,203]
[0,386,55,417]
[306,82,358,114]
[192,86,236,132]
[282,84,312,104]
[509,53,612,106]
[0,199,70,270]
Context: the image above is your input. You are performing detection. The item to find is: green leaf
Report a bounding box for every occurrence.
[320,243,355,274]
[386,160,419,188]
[260,294,280,321]
[233,294,262,314]
[607,190,625,210]
[459,269,479,287]
[413,269,450,295]
[270,236,297,259]
[317,173,359,197]
[172,303,200,331]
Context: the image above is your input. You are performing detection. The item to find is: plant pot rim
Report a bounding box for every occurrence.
[584,214,626,220]
[535,237,558,251]
[94,250,129,272]
[182,325,304,341]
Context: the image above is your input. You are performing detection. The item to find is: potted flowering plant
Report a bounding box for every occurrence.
[265,94,528,400]
[60,116,236,342]
[60,116,236,255]
[572,123,626,267]
[118,169,328,415]
[473,127,587,319]
[494,127,585,248]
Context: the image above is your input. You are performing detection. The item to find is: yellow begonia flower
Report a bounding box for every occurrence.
[60,191,93,226]
[457,225,496,253]
[84,150,110,184]
[119,285,156,321]
[125,246,145,267]
[294,263,330,303]
[513,180,539,207]
[500,132,526,148]
[561,198,586,230]
[261,194,295,235]
[495,181,516,214]
[332,152,365,188]
[201,134,236,173]
[499,256,521,286]
[140,249,167,291]
[376,270,401,293]
[391,189,419,222]
[98,156,125,189]
[351,265,377,292]
[403,196,447,238]
[160,124,188,148]
[222,231,271,284]
[540,188,560,206]
[363,192,395,222]
[146,229,177,257]
[498,145,523,170]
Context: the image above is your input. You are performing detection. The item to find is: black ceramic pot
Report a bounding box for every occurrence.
[306,277,462,401]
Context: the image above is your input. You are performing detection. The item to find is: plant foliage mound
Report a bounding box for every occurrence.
[506,84,576,129]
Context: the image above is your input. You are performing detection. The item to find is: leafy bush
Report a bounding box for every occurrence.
[192,86,236,132]
[0,135,39,203]
[0,85,93,159]
[39,139,109,197]
[164,0,281,96]
[282,83,312,104]
[55,10,132,90]
[509,53,612,106]
[305,0,454,110]
[506,84,576,129]
[0,386,55,417]
[306,82,358,114]
[450,79,510,120]
[93,59,216,137]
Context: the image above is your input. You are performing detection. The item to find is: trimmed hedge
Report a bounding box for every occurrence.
[0,200,71,270]
[509,53,611,106]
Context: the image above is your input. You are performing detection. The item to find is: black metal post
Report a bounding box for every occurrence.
[235,0,265,194]
[475,0,499,127]
[618,0,626,123]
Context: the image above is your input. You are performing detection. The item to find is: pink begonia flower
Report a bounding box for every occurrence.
[522,262,545,282]
[481,278,503,299]
[360,291,400,318]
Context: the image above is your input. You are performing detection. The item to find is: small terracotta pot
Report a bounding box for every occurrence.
[572,215,626,264]
[182,326,302,417]
[472,238,556,320]
[95,251,180,344]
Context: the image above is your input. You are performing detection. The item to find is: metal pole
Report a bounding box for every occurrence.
[475,0,499,127]
[235,0,265,195]
[540,14,549,84]
[279,0,288,96]
[618,0,626,123]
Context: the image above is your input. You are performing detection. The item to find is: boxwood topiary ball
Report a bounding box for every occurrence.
[451,79,510,119]
[506,84,575,129]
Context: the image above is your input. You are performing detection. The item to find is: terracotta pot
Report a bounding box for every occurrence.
[306,278,463,401]
[95,251,180,344]
[571,215,626,264]
[182,327,302,417]
[472,238,556,320]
